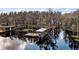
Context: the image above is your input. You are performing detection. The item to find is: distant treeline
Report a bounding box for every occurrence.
[0,10,61,28]
[0,9,79,35]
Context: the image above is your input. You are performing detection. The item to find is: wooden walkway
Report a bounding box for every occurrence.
[0,25,15,36]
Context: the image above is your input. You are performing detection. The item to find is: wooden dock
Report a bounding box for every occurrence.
[0,25,15,36]
[25,28,49,37]
[25,28,53,42]
[25,33,40,38]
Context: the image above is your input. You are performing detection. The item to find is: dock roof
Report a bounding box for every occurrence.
[36,28,47,33]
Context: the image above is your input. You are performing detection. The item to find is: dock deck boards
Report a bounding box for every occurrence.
[25,33,40,38]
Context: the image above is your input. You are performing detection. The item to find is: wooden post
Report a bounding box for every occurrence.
[10,27,11,36]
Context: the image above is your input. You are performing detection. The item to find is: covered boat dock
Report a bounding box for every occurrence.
[25,28,50,42]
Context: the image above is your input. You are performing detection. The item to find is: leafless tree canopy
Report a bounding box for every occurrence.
[0,10,79,35]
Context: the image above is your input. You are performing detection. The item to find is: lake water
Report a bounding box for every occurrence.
[55,29,71,50]
[0,29,78,50]
[24,29,79,50]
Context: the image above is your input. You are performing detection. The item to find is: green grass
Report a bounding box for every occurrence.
[74,39,79,42]
[16,29,34,32]
[71,35,79,42]
[22,29,34,32]
[71,35,79,39]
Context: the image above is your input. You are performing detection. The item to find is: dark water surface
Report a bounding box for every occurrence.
[55,30,71,50]
[24,29,79,50]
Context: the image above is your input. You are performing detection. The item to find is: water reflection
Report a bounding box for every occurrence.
[55,29,71,50]
[24,29,79,50]
[69,39,79,50]
[1,29,79,50]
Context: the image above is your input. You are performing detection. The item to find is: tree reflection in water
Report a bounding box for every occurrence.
[69,38,79,50]
[36,29,59,50]
[63,30,79,50]
[24,29,79,50]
